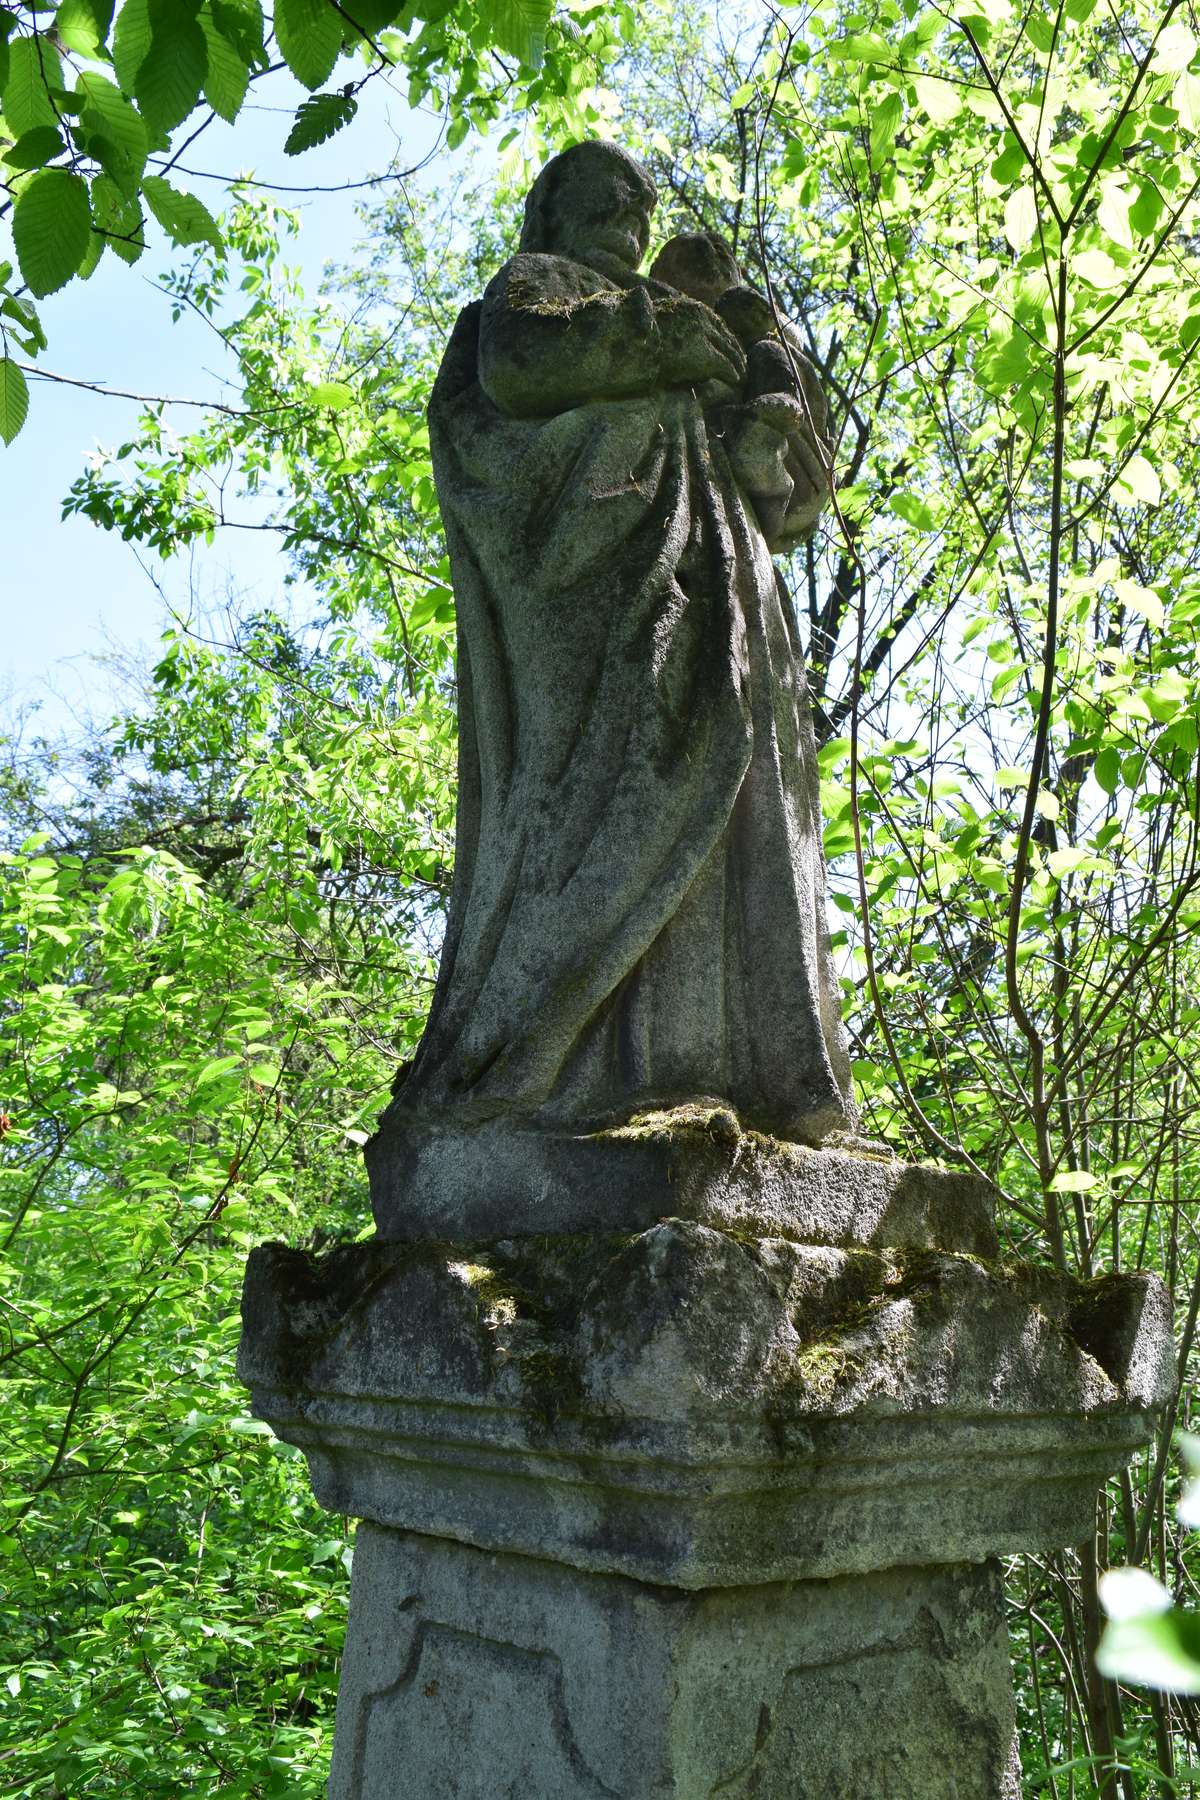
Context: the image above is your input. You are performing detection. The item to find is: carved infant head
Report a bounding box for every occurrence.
[648,232,741,307]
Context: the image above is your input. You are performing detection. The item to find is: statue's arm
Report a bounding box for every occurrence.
[478,254,744,420]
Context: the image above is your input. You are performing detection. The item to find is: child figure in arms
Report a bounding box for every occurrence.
[649,231,833,548]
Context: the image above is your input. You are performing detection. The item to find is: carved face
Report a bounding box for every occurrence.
[649,234,740,307]
[545,157,654,270]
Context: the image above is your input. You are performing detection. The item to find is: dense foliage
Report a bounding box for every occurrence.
[6,0,1200,1790]
[0,0,624,444]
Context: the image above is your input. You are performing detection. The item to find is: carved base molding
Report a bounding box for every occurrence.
[238,1159,1174,1796]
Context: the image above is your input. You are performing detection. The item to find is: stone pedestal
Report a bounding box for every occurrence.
[330,1530,1019,1799]
[238,1118,1173,1797]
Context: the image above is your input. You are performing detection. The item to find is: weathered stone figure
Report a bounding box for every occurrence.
[385,140,852,1145]
[240,141,1173,1800]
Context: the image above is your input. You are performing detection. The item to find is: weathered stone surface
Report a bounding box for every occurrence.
[239,1216,1171,1588]
[377,138,857,1164]
[236,136,1179,1797]
[328,1525,1021,1799]
[367,1107,1000,1254]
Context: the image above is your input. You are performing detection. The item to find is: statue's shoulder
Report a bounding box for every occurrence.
[484,251,616,314]
[430,299,484,412]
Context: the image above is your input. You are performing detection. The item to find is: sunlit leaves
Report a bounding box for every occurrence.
[284,89,358,153]
[1,35,64,136]
[110,0,153,93]
[274,0,343,90]
[1115,456,1162,509]
[0,357,29,445]
[1151,21,1198,74]
[869,89,903,161]
[1098,1591,1200,1694]
[199,4,250,120]
[133,7,207,130]
[0,0,606,448]
[55,0,114,56]
[91,172,146,263]
[1172,68,1200,131]
[1098,177,1133,251]
[77,70,149,197]
[142,175,223,250]
[310,379,354,408]
[912,73,961,125]
[1004,185,1037,250]
[0,828,377,1792]
[481,0,554,69]
[12,170,92,297]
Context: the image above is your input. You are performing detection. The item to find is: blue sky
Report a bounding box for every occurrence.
[3,69,441,737]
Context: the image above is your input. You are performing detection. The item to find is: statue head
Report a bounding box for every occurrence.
[520,141,657,272]
[648,232,741,307]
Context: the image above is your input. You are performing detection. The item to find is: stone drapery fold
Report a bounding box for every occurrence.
[387,250,854,1141]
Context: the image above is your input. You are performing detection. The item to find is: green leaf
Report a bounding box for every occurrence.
[1047,845,1096,878]
[1063,0,1097,16]
[142,174,222,249]
[1098,179,1133,251]
[194,1054,243,1087]
[889,492,937,529]
[91,172,146,262]
[1094,746,1120,795]
[77,71,148,196]
[1129,180,1165,239]
[211,0,265,65]
[274,0,343,90]
[1024,11,1054,51]
[1073,247,1123,288]
[311,379,353,409]
[135,9,206,130]
[0,356,29,446]
[111,0,153,93]
[1115,455,1161,508]
[912,73,961,125]
[833,30,892,61]
[0,290,45,352]
[977,330,1034,391]
[55,0,115,56]
[199,5,249,121]
[869,90,903,162]
[283,89,357,153]
[1098,1609,1200,1694]
[1151,21,1198,72]
[1003,185,1037,251]
[76,223,106,280]
[2,125,66,171]
[1173,69,1200,132]
[2,35,65,137]
[12,169,92,297]
[989,134,1024,187]
[1050,1168,1099,1193]
[481,0,553,68]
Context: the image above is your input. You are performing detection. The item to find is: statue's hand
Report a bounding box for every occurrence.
[657,295,747,389]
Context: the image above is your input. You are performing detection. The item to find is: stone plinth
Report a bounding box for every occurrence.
[329,1529,1020,1799]
[238,1137,1173,1796]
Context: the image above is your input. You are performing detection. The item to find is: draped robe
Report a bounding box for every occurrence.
[386,250,855,1143]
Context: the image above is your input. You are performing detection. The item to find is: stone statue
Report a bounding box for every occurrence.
[647,229,833,547]
[240,145,1174,1800]
[382,139,855,1149]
